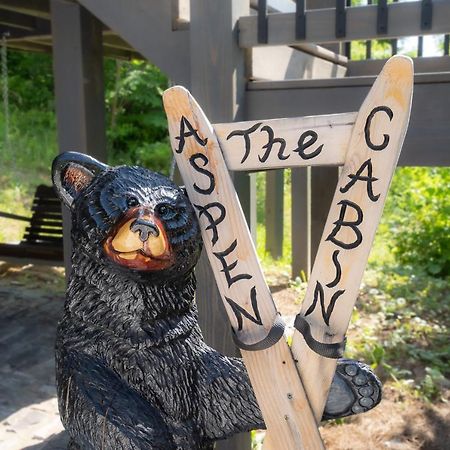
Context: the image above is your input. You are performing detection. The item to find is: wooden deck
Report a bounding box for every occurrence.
[0,279,67,449]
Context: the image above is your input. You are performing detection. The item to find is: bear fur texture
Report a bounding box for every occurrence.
[53,152,264,450]
[52,152,381,450]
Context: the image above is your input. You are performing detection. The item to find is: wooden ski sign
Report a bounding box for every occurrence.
[163,55,413,449]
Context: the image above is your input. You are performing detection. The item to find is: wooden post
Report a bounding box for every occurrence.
[50,0,106,276]
[189,2,253,448]
[310,167,339,267]
[292,167,310,278]
[164,86,324,450]
[291,56,414,420]
[265,170,284,259]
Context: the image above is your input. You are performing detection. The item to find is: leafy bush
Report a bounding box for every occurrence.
[383,167,450,277]
[7,52,54,110]
[104,59,171,174]
[2,51,172,174]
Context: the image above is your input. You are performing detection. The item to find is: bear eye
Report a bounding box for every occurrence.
[156,203,177,220]
[126,196,139,208]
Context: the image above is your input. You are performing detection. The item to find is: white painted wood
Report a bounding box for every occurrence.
[251,46,347,81]
[214,112,357,171]
[163,86,324,450]
[250,0,296,13]
[239,1,450,47]
[290,56,414,420]
[292,43,348,66]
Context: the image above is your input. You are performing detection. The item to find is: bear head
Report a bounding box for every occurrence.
[52,152,202,283]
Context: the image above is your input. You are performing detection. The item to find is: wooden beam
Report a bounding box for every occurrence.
[102,34,133,51]
[100,45,139,61]
[291,167,309,278]
[51,0,107,275]
[78,0,190,85]
[5,28,141,60]
[214,112,356,171]
[347,56,450,76]
[246,73,450,166]
[310,167,339,267]
[0,0,50,19]
[239,1,450,47]
[5,39,49,52]
[265,170,284,259]
[0,9,39,30]
[189,2,253,448]
[171,0,190,30]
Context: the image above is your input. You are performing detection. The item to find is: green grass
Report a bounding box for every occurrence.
[0,109,57,242]
[0,107,448,404]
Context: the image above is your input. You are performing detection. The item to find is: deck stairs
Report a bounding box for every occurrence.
[70,0,450,167]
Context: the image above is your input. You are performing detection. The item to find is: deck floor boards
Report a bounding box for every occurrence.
[0,280,68,449]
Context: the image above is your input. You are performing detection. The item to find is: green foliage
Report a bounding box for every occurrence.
[2,51,172,175]
[347,268,449,401]
[7,52,54,110]
[382,167,450,277]
[0,109,57,172]
[104,59,171,174]
[256,170,293,275]
[350,39,393,61]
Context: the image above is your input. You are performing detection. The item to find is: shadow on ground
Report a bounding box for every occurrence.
[0,263,67,449]
[22,432,69,450]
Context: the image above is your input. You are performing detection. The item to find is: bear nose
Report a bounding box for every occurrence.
[130,218,160,242]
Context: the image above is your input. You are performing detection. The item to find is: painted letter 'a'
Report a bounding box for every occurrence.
[176,116,208,153]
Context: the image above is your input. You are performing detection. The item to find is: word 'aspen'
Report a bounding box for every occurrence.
[291,56,414,420]
[163,87,324,450]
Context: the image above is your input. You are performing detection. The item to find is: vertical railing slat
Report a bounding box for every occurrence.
[258,0,268,44]
[345,0,351,58]
[377,0,388,35]
[265,170,284,259]
[366,0,373,60]
[296,0,306,40]
[418,35,424,57]
[444,35,450,56]
[335,0,346,39]
[391,0,399,55]
[421,0,433,30]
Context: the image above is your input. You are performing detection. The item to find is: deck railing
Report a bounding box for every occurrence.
[251,0,450,276]
[252,0,450,59]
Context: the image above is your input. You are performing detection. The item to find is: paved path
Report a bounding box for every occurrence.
[0,281,68,449]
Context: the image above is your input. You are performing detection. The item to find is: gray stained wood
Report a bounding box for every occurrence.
[246,73,450,167]
[0,185,63,266]
[77,0,190,85]
[188,2,253,449]
[51,0,108,275]
[239,1,450,47]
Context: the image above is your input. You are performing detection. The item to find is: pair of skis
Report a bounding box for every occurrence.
[163,56,413,449]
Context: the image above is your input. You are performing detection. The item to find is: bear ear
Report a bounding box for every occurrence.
[180,186,189,199]
[52,152,109,209]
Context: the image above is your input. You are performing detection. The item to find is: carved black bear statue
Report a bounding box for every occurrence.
[52,152,381,450]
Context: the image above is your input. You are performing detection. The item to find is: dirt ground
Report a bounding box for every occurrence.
[0,262,448,449]
[270,277,450,450]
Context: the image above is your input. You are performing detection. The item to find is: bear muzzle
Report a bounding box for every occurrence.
[103,207,174,271]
